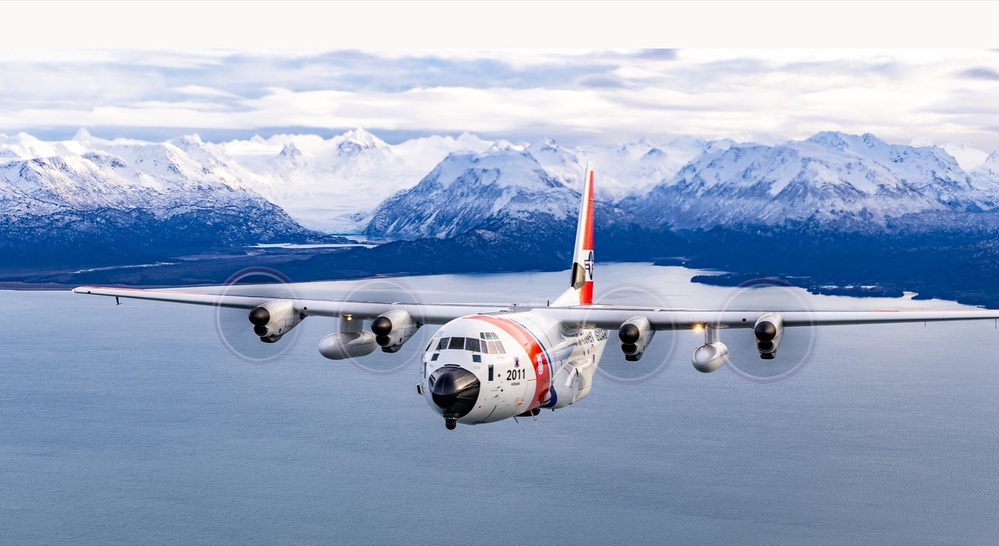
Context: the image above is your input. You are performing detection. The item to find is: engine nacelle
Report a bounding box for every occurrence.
[370,309,419,353]
[248,300,304,342]
[754,313,784,360]
[319,315,377,360]
[692,342,729,373]
[618,316,655,362]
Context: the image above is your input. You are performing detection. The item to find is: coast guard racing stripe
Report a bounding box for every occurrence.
[471,315,552,411]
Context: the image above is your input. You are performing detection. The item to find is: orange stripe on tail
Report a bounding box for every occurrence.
[552,163,595,307]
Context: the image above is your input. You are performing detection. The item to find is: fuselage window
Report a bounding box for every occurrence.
[448,337,465,350]
[465,337,481,353]
[431,353,439,361]
[488,365,494,381]
[436,337,450,351]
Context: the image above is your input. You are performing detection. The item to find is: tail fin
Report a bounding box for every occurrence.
[552,163,595,307]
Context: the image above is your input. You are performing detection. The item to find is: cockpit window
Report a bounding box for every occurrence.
[434,335,494,354]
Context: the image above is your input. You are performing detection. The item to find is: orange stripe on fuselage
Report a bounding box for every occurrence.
[470,315,551,411]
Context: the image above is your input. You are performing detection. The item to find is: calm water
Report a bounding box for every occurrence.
[2,265,998,545]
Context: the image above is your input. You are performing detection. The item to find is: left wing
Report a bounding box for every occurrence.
[536,305,999,330]
[536,304,999,370]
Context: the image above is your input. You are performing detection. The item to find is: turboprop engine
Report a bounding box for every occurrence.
[370,309,420,353]
[618,316,654,361]
[692,326,729,373]
[319,315,377,360]
[754,313,784,359]
[248,300,304,343]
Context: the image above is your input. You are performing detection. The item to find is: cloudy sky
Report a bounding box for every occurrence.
[2,2,997,149]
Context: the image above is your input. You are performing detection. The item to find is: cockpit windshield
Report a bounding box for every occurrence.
[435,335,505,354]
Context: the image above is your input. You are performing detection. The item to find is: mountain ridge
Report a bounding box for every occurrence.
[3,128,999,310]
[6,128,996,237]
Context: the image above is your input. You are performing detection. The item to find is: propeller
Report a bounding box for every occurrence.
[718,277,819,383]
[592,282,679,385]
[333,278,429,376]
[212,267,302,364]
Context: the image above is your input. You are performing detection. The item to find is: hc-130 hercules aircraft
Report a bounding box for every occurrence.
[75,164,999,430]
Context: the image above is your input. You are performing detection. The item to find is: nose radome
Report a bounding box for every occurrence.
[429,366,480,430]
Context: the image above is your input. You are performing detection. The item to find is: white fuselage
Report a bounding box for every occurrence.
[420,310,608,425]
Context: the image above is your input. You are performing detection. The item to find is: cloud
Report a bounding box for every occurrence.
[633,49,678,61]
[175,85,241,99]
[576,73,629,89]
[958,67,999,81]
[0,49,994,150]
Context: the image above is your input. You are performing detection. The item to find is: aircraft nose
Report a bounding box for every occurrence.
[429,366,480,429]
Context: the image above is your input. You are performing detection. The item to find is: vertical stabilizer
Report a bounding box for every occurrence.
[552,163,595,307]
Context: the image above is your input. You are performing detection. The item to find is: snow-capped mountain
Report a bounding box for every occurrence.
[529,136,731,202]
[0,130,284,217]
[360,145,690,274]
[971,150,999,192]
[627,131,995,230]
[364,147,581,240]
[942,142,991,172]
[7,127,999,308]
[214,128,496,232]
[179,129,725,232]
[4,127,998,255]
[361,130,999,241]
[0,131,329,265]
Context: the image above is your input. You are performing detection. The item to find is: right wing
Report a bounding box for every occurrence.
[72,286,513,324]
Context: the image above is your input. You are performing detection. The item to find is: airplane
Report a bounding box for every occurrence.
[74,163,999,430]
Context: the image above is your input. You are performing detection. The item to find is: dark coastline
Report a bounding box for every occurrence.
[4,231,998,311]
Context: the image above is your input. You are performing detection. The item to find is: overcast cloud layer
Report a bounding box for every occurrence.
[1,48,997,149]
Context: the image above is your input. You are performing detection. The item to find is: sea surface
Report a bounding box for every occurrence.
[2,264,998,545]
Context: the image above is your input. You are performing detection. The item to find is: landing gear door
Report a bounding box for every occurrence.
[554,362,581,405]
